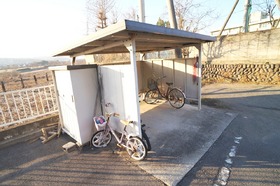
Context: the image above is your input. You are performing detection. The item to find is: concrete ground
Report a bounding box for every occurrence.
[0,95,237,186]
[138,101,237,185]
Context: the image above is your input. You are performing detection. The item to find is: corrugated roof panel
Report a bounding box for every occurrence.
[54,20,216,57]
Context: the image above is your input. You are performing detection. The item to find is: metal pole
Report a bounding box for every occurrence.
[138,0,145,22]
[139,0,146,60]
[166,0,182,58]
[276,0,280,10]
[71,57,76,65]
[124,37,142,137]
[1,81,6,92]
[243,0,251,33]
[166,0,178,29]
[218,0,240,36]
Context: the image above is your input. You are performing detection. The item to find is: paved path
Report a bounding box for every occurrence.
[179,83,280,185]
[2,83,279,186]
[0,100,235,186]
[0,135,163,186]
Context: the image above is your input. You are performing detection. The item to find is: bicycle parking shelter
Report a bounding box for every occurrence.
[51,19,216,145]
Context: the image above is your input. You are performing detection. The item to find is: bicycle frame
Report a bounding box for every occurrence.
[154,78,173,100]
[104,115,132,148]
[107,124,125,144]
[92,112,148,160]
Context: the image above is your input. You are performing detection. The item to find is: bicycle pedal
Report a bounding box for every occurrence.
[117,143,122,148]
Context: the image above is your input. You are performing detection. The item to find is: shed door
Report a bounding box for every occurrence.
[55,71,79,138]
[100,64,141,136]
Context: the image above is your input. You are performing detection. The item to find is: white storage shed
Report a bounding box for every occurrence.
[51,20,216,145]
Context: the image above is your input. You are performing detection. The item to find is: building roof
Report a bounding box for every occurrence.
[54,19,216,57]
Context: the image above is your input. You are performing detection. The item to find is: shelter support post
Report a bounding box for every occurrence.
[71,57,76,65]
[195,44,202,110]
[124,38,142,137]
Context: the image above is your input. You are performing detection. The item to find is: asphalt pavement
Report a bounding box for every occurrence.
[179,83,280,186]
[2,83,279,186]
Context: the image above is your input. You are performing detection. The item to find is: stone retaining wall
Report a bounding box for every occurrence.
[202,63,280,85]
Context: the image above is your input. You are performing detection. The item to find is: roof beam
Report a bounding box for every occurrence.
[70,40,128,57]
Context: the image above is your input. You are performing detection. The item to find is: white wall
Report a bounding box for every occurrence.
[139,59,199,101]
[100,64,141,136]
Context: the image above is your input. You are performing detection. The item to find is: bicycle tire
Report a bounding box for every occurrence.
[126,136,147,161]
[144,90,159,104]
[91,130,112,148]
[168,88,185,109]
[141,129,152,151]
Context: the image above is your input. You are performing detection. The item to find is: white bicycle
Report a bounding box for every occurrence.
[91,113,147,161]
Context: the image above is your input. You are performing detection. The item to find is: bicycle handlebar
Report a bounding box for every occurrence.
[104,111,135,125]
[155,75,167,81]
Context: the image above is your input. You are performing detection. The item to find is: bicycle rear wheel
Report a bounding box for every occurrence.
[144,90,159,104]
[168,88,185,109]
[91,130,112,148]
[126,137,147,161]
[141,129,151,151]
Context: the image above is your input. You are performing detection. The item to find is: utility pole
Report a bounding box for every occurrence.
[276,0,280,10]
[166,0,182,58]
[218,0,239,36]
[138,0,145,22]
[166,0,177,29]
[243,0,252,33]
[139,0,146,60]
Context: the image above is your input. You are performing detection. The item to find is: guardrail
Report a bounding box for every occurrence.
[0,85,58,128]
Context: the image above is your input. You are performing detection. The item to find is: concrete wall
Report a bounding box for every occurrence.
[200,28,280,64]
[0,115,59,148]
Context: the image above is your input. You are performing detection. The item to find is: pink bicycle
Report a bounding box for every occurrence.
[91,113,147,161]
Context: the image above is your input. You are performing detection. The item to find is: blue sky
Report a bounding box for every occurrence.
[0,0,272,59]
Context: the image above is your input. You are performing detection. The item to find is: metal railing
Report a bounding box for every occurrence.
[0,85,58,128]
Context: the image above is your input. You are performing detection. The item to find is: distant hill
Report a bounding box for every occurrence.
[0,57,70,67]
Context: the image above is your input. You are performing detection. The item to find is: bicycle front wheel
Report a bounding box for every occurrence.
[144,90,159,104]
[126,137,147,161]
[168,88,185,109]
[91,130,112,148]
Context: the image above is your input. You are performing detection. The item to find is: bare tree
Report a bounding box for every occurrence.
[172,0,219,58]
[86,0,115,32]
[110,8,120,24]
[254,0,280,28]
[174,0,219,32]
[123,7,138,21]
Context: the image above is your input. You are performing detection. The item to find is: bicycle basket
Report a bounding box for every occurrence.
[93,116,107,131]
[148,78,158,90]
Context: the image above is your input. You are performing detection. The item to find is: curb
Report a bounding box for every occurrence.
[0,130,42,149]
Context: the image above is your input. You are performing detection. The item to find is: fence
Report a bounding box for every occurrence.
[0,72,52,92]
[0,84,58,128]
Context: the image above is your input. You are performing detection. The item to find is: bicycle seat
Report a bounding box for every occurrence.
[166,82,173,86]
[120,120,134,126]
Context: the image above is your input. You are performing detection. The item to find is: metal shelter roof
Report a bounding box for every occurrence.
[54,20,216,57]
